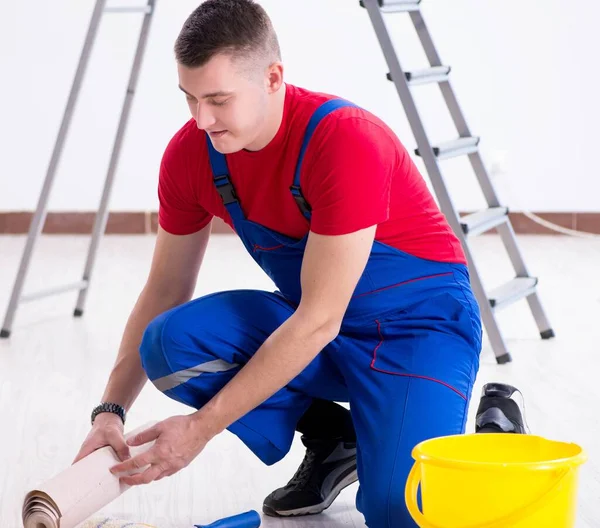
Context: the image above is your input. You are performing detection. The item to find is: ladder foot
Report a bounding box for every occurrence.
[73,308,84,317]
[496,353,512,365]
[0,329,10,339]
[540,328,555,340]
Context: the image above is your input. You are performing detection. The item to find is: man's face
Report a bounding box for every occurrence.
[177,53,269,153]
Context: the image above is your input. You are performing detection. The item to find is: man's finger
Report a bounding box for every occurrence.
[107,431,130,461]
[72,450,85,465]
[126,425,160,447]
[72,444,94,465]
[154,465,174,482]
[110,450,152,475]
[120,464,162,486]
[72,448,86,465]
[154,471,169,482]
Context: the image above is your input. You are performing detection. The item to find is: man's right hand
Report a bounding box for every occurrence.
[72,413,130,464]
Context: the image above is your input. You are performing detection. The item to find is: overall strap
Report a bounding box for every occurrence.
[291,99,358,220]
[205,135,245,222]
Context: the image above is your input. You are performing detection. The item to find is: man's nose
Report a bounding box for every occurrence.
[195,103,216,130]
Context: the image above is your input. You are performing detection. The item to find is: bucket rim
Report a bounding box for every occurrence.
[412,434,588,472]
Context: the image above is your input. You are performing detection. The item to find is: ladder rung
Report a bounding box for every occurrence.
[104,6,152,14]
[460,207,509,236]
[21,280,89,303]
[360,0,421,13]
[489,277,538,311]
[415,137,480,160]
[387,66,451,86]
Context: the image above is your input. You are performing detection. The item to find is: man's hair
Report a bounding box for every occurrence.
[174,0,281,71]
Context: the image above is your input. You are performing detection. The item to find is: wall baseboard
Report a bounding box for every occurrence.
[1,211,599,235]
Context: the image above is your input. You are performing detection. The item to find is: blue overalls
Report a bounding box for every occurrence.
[139,100,483,527]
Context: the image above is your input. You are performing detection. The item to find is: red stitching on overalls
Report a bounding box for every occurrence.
[354,272,453,298]
[371,320,467,401]
[253,243,285,252]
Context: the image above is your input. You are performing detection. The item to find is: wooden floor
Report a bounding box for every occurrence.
[1,233,598,527]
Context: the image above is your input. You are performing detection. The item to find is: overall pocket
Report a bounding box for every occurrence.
[368,292,481,400]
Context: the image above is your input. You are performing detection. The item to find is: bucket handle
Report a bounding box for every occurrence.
[405,460,571,528]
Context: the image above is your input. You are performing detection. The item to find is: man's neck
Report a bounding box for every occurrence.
[245,83,287,151]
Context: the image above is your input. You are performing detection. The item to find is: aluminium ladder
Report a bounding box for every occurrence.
[360,0,555,363]
[1,0,156,339]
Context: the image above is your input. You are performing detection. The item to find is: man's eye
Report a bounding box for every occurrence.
[211,100,228,107]
[186,95,197,102]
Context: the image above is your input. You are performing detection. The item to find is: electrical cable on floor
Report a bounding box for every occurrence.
[521,211,600,239]
[495,175,600,239]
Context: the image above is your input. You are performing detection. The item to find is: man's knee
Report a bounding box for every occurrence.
[357,473,417,528]
[139,309,175,382]
[139,297,241,386]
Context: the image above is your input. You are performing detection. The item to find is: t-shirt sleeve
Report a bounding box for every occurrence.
[302,116,398,236]
[157,130,213,236]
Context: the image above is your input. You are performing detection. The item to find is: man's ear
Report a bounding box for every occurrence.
[265,61,284,93]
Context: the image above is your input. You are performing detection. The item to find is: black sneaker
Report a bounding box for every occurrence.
[475,383,530,434]
[262,435,358,517]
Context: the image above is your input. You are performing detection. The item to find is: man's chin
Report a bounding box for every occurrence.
[208,135,243,155]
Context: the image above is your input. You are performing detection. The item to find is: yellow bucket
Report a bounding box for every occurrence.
[405,434,587,528]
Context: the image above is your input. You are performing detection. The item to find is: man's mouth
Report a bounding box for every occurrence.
[208,130,227,138]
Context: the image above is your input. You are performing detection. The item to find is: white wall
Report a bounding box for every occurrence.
[0,0,598,213]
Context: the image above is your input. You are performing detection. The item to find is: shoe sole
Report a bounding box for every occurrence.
[262,468,359,517]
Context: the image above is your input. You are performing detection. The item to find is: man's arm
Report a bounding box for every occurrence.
[74,223,212,463]
[101,224,212,410]
[193,225,376,438]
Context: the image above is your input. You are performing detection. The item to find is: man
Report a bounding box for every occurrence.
[73,1,526,526]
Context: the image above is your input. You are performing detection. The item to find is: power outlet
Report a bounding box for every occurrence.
[489,150,508,179]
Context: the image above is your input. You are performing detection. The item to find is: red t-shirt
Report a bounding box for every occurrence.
[158,83,466,265]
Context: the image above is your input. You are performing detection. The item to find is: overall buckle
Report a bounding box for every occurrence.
[290,185,312,216]
[215,175,238,205]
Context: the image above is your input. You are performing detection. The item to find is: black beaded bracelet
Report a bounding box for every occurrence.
[91,402,126,425]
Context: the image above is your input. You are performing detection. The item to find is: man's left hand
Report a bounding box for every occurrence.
[110,414,211,486]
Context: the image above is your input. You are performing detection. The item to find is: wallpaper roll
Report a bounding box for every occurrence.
[22,422,157,528]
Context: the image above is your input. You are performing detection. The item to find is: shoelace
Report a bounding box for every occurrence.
[287,449,318,488]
